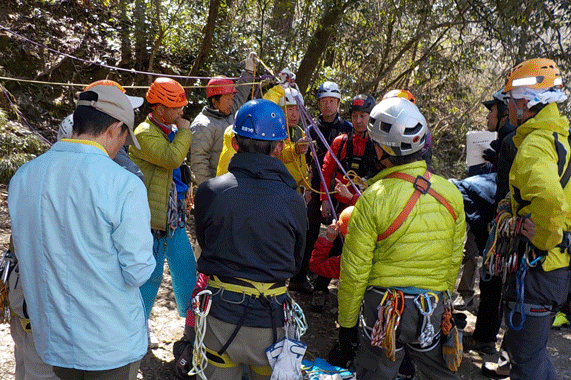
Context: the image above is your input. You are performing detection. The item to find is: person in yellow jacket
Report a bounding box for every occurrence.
[499,58,571,380]
[216,84,311,192]
[337,97,465,379]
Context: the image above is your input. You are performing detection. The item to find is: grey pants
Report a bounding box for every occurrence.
[503,265,570,380]
[203,315,285,380]
[354,288,458,380]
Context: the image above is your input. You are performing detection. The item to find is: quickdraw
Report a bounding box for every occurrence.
[414,292,439,348]
[283,297,307,341]
[440,291,453,337]
[188,289,213,380]
[370,289,404,362]
[483,201,536,279]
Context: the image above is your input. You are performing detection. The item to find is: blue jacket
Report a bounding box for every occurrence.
[8,140,155,370]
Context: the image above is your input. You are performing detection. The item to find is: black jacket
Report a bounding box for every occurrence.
[195,152,307,283]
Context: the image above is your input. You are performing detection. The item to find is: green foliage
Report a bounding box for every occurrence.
[3,0,571,179]
[0,112,49,185]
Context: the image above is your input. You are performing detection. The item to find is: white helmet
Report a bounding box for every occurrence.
[57,114,74,141]
[317,81,341,100]
[367,97,428,156]
[279,88,304,107]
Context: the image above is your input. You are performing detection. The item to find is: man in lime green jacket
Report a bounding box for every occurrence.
[500,58,571,380]
[337,97,465,379]
[129,78,196,325]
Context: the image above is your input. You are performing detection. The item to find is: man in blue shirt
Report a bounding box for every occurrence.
[8,84,155,379]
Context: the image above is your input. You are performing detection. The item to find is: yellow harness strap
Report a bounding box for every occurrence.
[208,276,287,297]
[204,346,272,375]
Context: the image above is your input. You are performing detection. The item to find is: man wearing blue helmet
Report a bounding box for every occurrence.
[194,99,308,380]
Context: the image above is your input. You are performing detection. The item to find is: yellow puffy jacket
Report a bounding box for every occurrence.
[129,117,192,231]
[215,85,309,188]
[338,160,466,328]
[509,102,571,272]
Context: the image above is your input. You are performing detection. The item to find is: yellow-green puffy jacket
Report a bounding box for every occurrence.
[129,117,192,231]
[338,160,466,328]
[509,102,571,272]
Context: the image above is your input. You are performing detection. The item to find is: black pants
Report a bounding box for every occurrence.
[473,275,503,343]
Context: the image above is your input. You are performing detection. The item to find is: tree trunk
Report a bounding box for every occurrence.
[188,0,222,78]
[133,0,147,72]
[118,0,131,68]
[295,0,358,94]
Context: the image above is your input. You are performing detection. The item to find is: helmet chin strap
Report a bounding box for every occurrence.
[511,97,526,126]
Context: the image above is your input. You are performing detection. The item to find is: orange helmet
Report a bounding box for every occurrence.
[504,58,563,92]
[85,79,126,93]
[382,89,416,104]
[207,76,237,98]
[338,206,354,236]
[146,77,188,108]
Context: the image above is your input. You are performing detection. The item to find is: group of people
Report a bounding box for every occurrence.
[4,54,570,380]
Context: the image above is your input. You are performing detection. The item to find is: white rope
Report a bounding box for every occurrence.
[187,290,212,380]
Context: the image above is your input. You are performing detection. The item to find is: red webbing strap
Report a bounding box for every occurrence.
[377,170,457,241]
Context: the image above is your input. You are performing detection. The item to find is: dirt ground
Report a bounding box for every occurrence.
[1,185,571,379]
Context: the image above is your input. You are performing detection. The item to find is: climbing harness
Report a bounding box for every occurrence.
[187,289,213,380]
[377,170,457,241]
[206,276,288,356]
[414,292,439,348]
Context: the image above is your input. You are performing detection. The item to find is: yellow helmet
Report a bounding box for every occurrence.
[504,58,563,92]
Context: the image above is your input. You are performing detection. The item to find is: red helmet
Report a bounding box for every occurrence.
[146,77,188,108]
[207,76,237,98]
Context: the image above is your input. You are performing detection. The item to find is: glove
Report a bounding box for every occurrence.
[442,313,466,372]
[482,148,497,164]
[337,326,358,366]
[245,52,259,72]
[279,68,296,84]
[266,338,307,380]
[263,85,286,105]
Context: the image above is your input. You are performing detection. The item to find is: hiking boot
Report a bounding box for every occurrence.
[288,278,314,294]
[552,311,570,328]
[463,334,497,356]
[453,294,474,310]
[311,290,327,312]
[481,350,510,379]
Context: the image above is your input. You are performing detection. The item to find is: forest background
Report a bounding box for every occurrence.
[1,0,571,182]
[1,1,571,379]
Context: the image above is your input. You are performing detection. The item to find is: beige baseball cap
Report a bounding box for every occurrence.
[76,85,140,149]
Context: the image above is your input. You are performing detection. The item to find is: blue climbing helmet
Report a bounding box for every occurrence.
[233,99,287,141]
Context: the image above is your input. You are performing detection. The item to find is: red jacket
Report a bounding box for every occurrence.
[309,237,340,279]
[320,133,372,203]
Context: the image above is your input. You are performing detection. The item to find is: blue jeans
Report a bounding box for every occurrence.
[140,226,196,318]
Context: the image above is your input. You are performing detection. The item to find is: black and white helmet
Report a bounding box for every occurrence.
[367,97,428,156]
[317,81,341,100]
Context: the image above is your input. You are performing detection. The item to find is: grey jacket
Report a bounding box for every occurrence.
[190,70,252,185]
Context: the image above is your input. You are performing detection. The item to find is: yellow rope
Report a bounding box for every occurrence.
[0,75,260,90]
